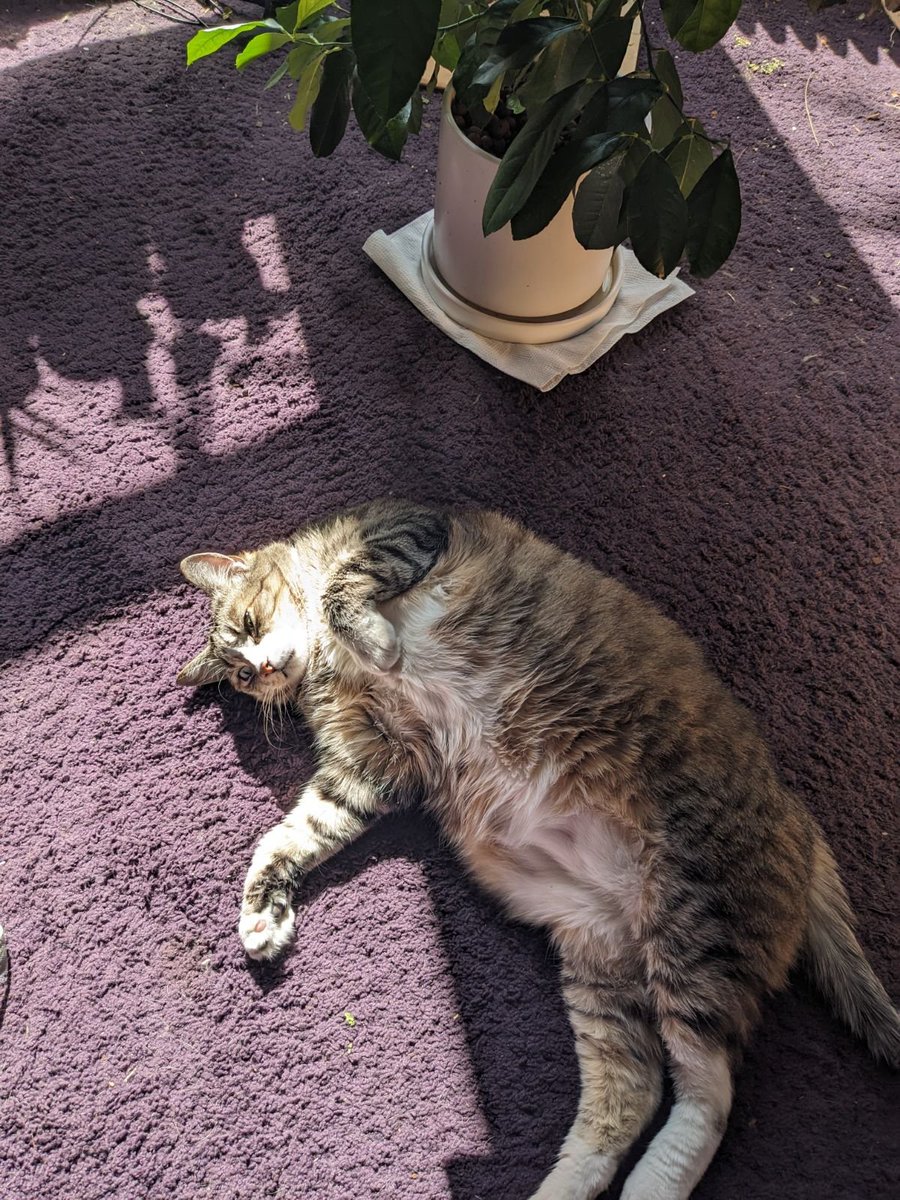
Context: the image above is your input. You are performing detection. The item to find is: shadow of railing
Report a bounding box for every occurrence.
[733,0,898,61]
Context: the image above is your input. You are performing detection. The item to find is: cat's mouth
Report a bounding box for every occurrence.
[271,650,306,695]
[272,649,296,675]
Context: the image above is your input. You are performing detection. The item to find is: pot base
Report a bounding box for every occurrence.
[420,219,625,345]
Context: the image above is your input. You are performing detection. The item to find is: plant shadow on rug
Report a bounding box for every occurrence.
[0,5,896,1199]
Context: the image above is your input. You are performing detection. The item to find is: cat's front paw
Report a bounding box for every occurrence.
[239,887,296,961]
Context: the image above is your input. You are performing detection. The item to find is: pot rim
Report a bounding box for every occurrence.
[441,83,504,169]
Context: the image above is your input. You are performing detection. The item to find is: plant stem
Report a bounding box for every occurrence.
[438,3,491,34]
[575,0,607,78]
[639,6,726,149]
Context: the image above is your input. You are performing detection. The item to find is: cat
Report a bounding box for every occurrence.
[177,498,898,1200]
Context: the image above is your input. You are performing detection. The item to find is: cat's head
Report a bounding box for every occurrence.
[176,545,310,702]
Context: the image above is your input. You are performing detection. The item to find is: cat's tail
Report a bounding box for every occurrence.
[802,833,900,1069]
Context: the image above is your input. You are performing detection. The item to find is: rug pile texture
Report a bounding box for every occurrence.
[0,2,897,1197]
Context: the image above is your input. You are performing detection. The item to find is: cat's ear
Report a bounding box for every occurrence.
[179,552,248,595]
[176,644,227,687]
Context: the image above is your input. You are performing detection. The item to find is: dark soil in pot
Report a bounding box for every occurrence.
[451,93,527,158]
[451,92,584,160]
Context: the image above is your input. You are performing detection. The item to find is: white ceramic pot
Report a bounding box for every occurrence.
[428,21,641,326]
[431,87,613,321]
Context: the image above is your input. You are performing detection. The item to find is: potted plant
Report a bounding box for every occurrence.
[187,1,744,334]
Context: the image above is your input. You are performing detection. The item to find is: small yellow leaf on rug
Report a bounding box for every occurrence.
[749,58,785,75]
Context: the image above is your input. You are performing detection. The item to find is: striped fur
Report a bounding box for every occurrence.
[179,500,898,1200]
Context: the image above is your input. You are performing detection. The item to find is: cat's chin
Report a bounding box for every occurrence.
[249,670,303,706]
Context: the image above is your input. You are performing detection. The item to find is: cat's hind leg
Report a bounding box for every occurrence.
[529,969,663,1200]
[620,1019,733,1200]
[239,769,381,960]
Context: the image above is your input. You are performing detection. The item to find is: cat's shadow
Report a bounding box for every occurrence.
[185,685,314,812]
[186,683,673,1197]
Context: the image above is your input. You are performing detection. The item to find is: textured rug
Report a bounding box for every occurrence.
[0,2,897,1198]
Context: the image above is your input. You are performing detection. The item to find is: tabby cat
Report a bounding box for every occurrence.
[177,499,898,1200]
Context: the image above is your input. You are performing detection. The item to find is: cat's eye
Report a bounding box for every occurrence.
[243,610,255,637]
[237,666,254,684]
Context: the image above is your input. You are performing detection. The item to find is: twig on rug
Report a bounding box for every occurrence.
[76,3,111,45]
[804,72,820,147]
[131,0,209,26]
[0,924,9,1034]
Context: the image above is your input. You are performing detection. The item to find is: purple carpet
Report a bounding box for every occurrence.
[0,2,897,1197]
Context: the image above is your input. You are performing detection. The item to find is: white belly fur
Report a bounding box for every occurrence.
[390,583,645,951]
[471,797,645,951]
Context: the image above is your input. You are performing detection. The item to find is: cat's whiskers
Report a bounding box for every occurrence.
[259,689,280,747]
[255,677,297,747]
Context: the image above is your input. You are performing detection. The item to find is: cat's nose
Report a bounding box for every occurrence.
[260,660,276,676]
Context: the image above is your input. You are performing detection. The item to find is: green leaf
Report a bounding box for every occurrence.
[650,95,683,151]
[265,58,292,90]
[433,0,472,71]
[587,0,629,21]
[606,136,651,245]
[512,132,628,240]
[677,0,742,51]
[605,76,663,133]
[653,48,683,108]
[659,0,696,41]
[588,13,639,80]
[514,31,596,113]
[572,149,629,249]
[352,0,441,121]
[433,31,460,71]
[351,74,411,161]
[482,81,585,235]
[235,31,292,70]
[309,17,350,44]
[618,137,652,184]
[649,47,689,149]
[453,0,522,103]
[438,0,468,22]
[276,1,300,30]
[626,150,688,277]
[660,0,742,53]
[351,70,385,142]
[665,125,714,195]
[565,84,609,142]
[470,18,579,87]
[287,40,324,80]
[374,101,413,161]
[351,70,386,142]
[288,52,327,131]
[310,47,354,156]
[408,87,424,134]
[292,0,336,31]
[685,146,741,276]
[186,20,282,66]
